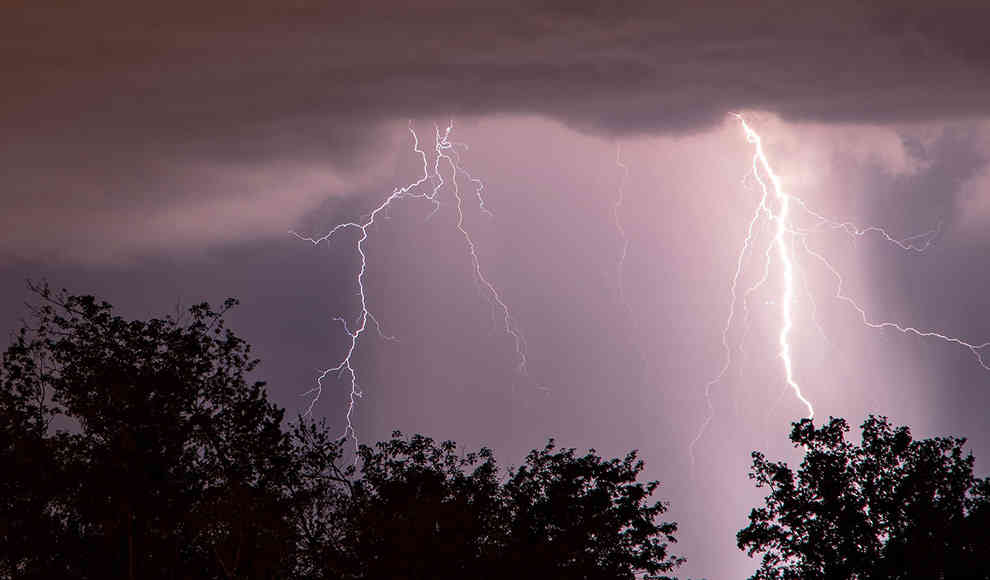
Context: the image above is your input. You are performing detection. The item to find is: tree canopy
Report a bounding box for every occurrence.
[0,286,300,579]
[738,415,990,580]
[13,285,990,579]
[295,432,684,580]
[0,286,683,580]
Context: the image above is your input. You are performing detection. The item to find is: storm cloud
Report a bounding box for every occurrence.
[5,0,990,260]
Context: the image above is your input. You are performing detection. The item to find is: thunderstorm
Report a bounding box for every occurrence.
[290,114,987,456]
[690,114,990,463]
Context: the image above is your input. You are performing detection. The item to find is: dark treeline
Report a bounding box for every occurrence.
[1,287,988,579]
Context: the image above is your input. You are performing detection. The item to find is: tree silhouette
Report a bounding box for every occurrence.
[1,285,684,579]
[0,285,300,579]
[499,440,682,580]
[738,415,990,580]
[293,431,684,580]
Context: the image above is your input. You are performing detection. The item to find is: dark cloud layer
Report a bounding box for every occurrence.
[6,1,990,175]
[9,2,990,133]
[5,1,990,260]
[3,1,988,263]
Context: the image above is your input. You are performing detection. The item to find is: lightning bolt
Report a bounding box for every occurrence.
[613,143,631,305]
[689,141,775,465]
[291,121,525,446]
[608,142,655,413]
[434,124,528,375]
[690,114,989,463]
[801,237,990,370]
[742,116,814,420]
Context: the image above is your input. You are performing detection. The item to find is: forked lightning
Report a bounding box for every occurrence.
[691,114,989,462]
[292,121,525,445]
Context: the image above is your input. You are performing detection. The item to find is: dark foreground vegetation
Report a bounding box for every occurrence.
[0,287,681,580]
[739,416,990,580]
[1,286,988,579]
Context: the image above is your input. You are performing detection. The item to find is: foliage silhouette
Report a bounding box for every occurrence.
[738,415,990,580]
[1,285,683,579]
[292,430,685,580]
[0,284,305,579]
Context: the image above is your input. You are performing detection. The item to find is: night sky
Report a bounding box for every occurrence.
[4,3,990,578]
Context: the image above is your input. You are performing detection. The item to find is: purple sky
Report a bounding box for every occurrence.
[4,3,990,578]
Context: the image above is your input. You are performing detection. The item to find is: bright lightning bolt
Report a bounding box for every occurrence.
[291,121,525,446]
[741,116,814,420]
[690,113,989,463]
